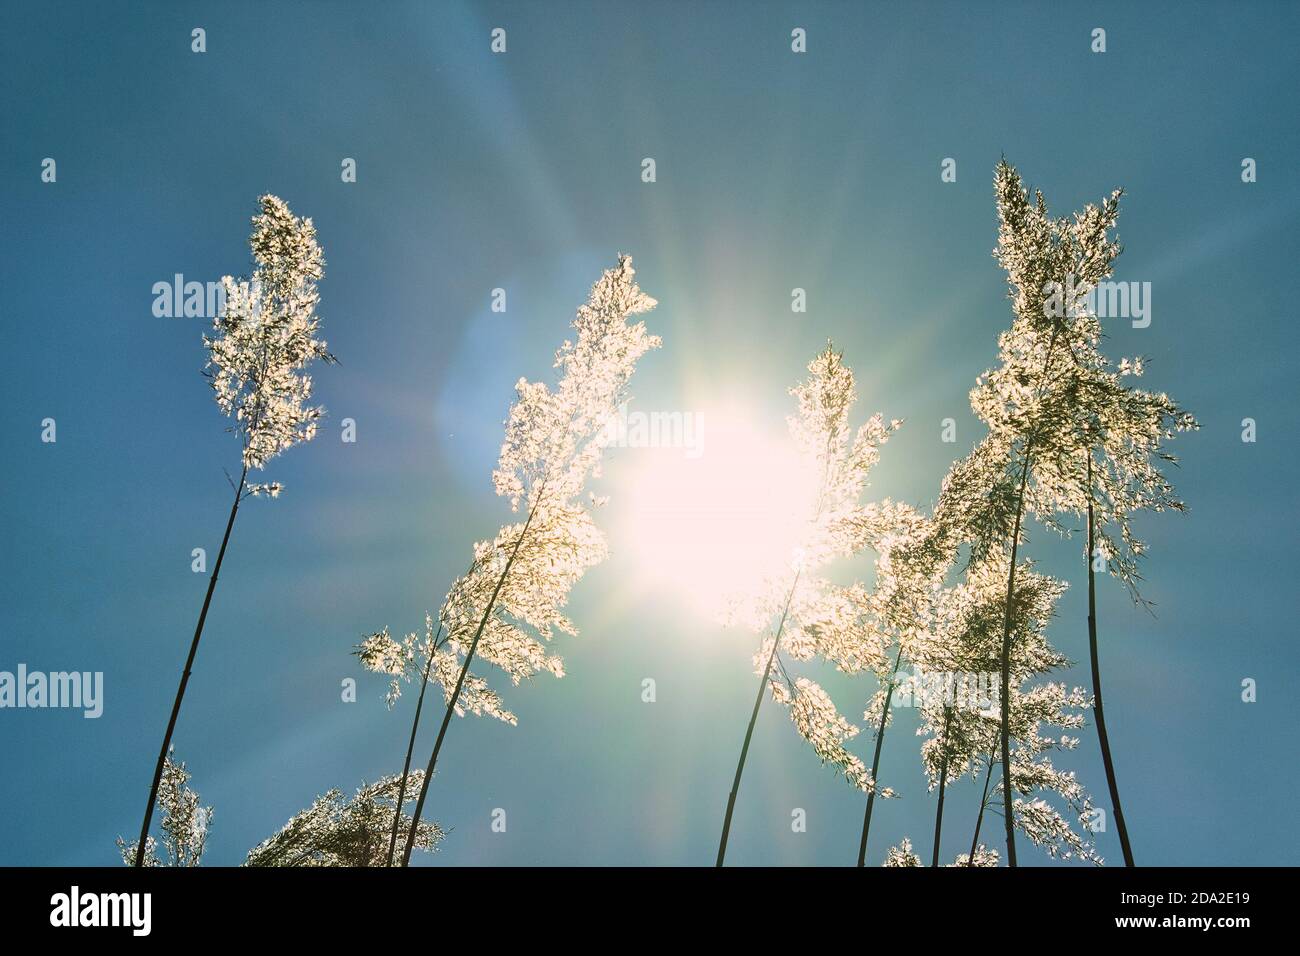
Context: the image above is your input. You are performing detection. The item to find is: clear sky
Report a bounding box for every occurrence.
[1,0,1297,866]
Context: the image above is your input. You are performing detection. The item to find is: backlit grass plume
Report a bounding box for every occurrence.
[357,598,515,724]
[717,344,911,866]
[883,838,921,867]
[389,255,659,866]
[133,196,334,867]
[244,773,442,867]
[354,577,516,866]
[117,752,210,867]
[952,846,1000,867]
[971,161,1194,865]
[907,554,1101,866]
[925,162,1124,866]
[852,507,949,865]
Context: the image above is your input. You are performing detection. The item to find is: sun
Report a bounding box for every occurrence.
[608,401,819,619]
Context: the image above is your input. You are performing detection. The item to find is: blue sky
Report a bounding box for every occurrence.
[1,0,1297,866]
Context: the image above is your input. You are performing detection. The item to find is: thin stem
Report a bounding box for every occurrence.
[856,644,904,866]
[1087,453,1135,866]
[384,623,441,867]
[134,464,247,867]
[719,369,839,866]
[400,488,546,867]
[716,571,801,867]
[997,451,1030,869]
[966,752,996,866]
[996,325,1062,868]
[931,707,954,867]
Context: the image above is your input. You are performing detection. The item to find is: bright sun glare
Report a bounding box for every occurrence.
[613,403,820,619]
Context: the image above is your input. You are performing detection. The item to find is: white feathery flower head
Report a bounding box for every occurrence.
[733,344,915,796]
[369,256,658,727]
[117,752,210,867]
[243,772,443,867]
[883,838,922,867]
[204,194,334,475]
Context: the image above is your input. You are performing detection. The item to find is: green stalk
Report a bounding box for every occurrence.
[930,707,954,867]
[134,464,247,866]
[996,325,1062,867]
[1086,453,1135,866]
[400,491,545,867]
[966,753,995,866]
[716,571,801,867]
[384,623,441,867]
[856,644,904,866]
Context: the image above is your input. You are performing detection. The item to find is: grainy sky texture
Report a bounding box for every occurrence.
[1,1,1297,865]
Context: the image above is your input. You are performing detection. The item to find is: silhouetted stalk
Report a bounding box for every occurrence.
[384,622,441,867]
[996,326,1061,868]
[997,453,1030,868]
[856,644,904,866]
[931,707,953,867]
[1086,453,1135,866]
[716,571,801,866]
[966,752,995,866]
[400,489,545,867]
[134,464,247,867]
